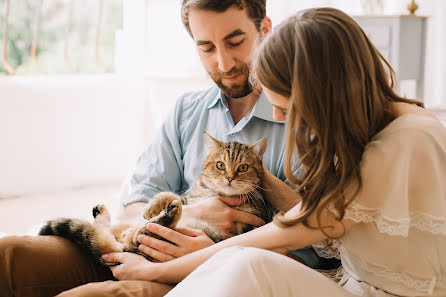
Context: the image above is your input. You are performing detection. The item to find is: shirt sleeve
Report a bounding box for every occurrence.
[338,123,446,237]
[122,96,185,206]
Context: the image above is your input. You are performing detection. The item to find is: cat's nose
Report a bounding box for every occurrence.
[227,177,234,183]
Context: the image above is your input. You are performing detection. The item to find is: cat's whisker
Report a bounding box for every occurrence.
[255,185,272,192]
[236,194,246,204]
[256,194,268,211]
[246,192,263,210]
[244,187,268,211]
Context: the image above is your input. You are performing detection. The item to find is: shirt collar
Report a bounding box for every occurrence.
[207,89,284,124]
[207,90,225,109]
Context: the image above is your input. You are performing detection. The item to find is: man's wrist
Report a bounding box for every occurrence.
[121,202,147,221]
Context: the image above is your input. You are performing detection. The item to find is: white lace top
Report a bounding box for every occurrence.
[319,114,446,296]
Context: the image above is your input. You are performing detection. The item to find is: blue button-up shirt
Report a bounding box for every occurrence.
[124,86,287,206]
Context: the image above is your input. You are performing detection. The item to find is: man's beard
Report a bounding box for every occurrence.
[207,64,253,99]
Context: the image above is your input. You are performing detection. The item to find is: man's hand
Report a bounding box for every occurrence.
[137,224,214,262]
[182,196,266,238]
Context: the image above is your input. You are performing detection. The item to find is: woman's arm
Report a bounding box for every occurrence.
[104,203,357,283]
[262,166,301,212]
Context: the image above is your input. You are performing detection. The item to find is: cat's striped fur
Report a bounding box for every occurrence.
[39,133,268,265]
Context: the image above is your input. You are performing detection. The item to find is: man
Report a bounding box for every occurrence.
[0,1,334,296]
[120,0,286,259]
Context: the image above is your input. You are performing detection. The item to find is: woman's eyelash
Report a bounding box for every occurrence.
[229,40,244,47]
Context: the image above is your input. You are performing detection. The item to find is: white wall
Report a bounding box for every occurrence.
[118,0,446,110]
[0,75,146,197]
[268,0,446,108]
[143,77,213,144]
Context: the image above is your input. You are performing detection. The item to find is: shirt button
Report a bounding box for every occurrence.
[231,133,235,137]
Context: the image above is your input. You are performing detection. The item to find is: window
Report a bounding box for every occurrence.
[0,0,122,75]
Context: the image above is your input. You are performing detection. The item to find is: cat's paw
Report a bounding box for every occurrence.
[149,199,183,227]
[92,204,109,218]
[133,200,183,245]
[143,192,182,220]
[92,204,111,227]
[165,200,182,222]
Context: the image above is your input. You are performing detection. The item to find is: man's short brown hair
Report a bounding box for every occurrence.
[181,0,266,37]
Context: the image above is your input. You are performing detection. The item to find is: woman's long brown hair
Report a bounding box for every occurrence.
[253,7,423,235]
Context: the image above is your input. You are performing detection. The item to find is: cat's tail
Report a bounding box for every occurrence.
[39,217,123,265]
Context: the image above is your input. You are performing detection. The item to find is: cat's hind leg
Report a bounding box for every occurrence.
[91,204,125,265]
[92,204,112,227]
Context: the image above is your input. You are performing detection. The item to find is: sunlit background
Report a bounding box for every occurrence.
[1,0,445,235]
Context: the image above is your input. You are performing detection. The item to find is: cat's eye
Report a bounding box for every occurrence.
[216,161,226,171]
[238,164,249,172]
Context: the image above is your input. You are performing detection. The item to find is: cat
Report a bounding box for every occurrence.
[39,132,269,265]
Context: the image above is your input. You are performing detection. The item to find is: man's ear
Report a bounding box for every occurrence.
[260,16,272,36]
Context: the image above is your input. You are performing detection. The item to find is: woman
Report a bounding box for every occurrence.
[103,7,446,296]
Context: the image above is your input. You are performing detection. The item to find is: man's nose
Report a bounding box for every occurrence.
[216,49,236,73]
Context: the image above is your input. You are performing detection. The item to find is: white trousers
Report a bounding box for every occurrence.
[166,246,357,297]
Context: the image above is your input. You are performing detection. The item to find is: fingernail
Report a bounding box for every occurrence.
[137,235,143,243]
[146,223,152,231]
[101,254,108,260]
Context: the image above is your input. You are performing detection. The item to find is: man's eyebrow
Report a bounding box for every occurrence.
[223,29,246,41]
[196,29,246,46]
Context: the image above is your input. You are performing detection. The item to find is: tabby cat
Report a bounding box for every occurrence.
[39,132,268,265]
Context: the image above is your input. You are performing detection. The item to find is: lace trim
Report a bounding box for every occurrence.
[340,246,437,294]
[312,240,341,260]
[317,266,344,283]
[328,202,446,237]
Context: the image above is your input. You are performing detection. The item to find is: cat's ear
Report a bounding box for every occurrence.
[203,132,222,152]
[249,138,267,158]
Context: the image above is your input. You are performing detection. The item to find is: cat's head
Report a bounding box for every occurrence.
[201,132,267,196]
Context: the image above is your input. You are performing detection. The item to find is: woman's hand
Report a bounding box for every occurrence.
[137,224,215,262]
[262,165,301,212]
[102,252,159,281]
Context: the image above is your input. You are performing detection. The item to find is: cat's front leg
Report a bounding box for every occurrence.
[132,193,183,246]
[142,192,183,226]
